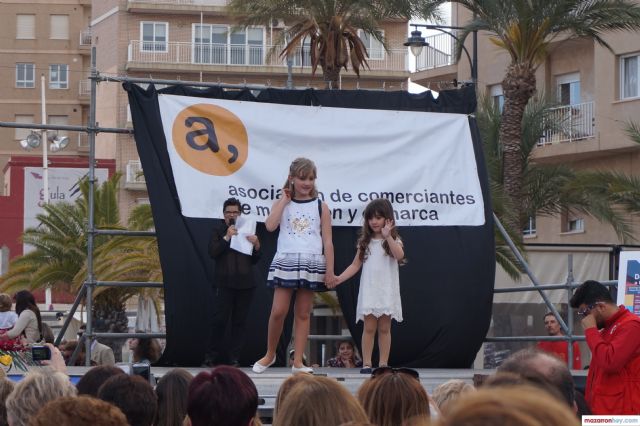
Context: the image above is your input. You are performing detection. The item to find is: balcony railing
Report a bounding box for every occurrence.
[129,0,228,4]
[126,160,146,185]
[414,32,457,72]
[78,133,88,150]
[128,41,408,72]
[80,29,92,46]
[538,101,595,145]
[79,79,90,97]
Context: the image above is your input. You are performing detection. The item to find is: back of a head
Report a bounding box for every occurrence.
[187,366,257,426]
[569,279,613,308]
[6,368,76,426]
[436,385,579,426]
[155,368,193,426]
[76,365,127,397]
[30,396,128,426]
[274,376,368,426]
[97,374,157,426]
[497,348,575,407]
[274,373,316,418]
[0,294,12,313]
[432,379,475,416]
[0,379,14,426]
[358,373,430,426]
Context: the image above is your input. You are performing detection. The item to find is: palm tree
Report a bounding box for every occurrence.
[452,0,640,229]
[226,0,444,88]
[477,95,640,276]
[0,174,162,361]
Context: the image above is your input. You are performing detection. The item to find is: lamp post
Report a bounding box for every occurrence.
[404,24,477,86]
[18,75,69,309]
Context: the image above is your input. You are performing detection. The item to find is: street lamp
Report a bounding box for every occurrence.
[405,24,477,86]
[19,131,70,152]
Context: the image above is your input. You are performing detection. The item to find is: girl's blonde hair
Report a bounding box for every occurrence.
[357,198,405,264]
[283,157,318,199]
[436,385,580,426]
[273,376,369,426]
[0,294,11,312]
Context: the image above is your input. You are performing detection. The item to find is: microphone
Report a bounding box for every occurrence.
[228,218,235,226]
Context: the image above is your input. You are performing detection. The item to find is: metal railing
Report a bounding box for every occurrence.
[128,41,409,72]
[79,79,91,97]
[414,32,457,72]
[79,29,92,46]
[538,101,595,145]
[129,0,228,4]
[126,160,146,184]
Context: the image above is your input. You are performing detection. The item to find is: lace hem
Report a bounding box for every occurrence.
[356,309,403,323]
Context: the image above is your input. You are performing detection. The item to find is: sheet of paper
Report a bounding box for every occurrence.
[230,216,257,255]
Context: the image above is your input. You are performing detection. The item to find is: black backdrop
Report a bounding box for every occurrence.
[125,83,495,368]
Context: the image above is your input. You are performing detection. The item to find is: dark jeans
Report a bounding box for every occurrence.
[206,287,255,364]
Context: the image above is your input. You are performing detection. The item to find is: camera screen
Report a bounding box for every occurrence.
[31,346,51,361]
[132,363,151,381]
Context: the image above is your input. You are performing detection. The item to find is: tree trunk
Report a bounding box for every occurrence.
[322,67,340,90]
[500,61,537,234]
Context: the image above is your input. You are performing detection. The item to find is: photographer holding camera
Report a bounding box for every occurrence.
[203,198,260,367]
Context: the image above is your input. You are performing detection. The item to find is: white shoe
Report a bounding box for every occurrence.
[252,357,276,374]
[291,365,314,374]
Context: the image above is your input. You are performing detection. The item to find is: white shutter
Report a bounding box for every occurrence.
[49,115,69,136]
[50,15,69,40]
[14,115,34,140]
[16,15,35,39]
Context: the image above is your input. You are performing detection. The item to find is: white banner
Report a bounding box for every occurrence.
[23,167,109,252]
[158,94,485,227]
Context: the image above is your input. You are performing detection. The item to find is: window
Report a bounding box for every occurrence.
[557,72,580,105]
[621,54,639,99]
[16,63,35,88]
[50,15,69,39]
[141,22,168,52]
[358,30,384,60]
[14,115,34,140]
[16,14,35,39]
[489,84,504,113]
[523,216,536,236]
[49,64,68,89]
[48,115,68,137]
[193,25,263,65]
[562,209,584,233]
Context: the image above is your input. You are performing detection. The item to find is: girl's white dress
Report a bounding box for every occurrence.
[356,238,403,323]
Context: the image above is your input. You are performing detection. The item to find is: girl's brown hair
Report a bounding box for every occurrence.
[283,157,318,199]
[357,198,405,264]
[0,294,11,312]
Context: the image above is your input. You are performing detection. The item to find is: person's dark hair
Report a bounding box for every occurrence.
[223,198,242,212]
[543,312,557,321]
[570,280,614,308]
[133,337,162,363]
[155,368,193,426]
[357,199,405,264]
[76,365,127,397]
[187,366,258,426]
[14,290,42,338]
[574,389,592,416]
[97,374,157,426]
[497,348,575,407]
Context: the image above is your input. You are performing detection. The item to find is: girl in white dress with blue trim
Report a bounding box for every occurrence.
[336,198,405,373]
[252,158,336,374]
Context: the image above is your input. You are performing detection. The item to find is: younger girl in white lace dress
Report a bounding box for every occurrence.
[336,198,405,373]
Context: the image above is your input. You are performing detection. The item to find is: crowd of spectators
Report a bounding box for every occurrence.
[0,280,632,425]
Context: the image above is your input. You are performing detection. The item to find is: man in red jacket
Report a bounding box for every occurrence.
[570,280,640,414]
[536,312,582,369]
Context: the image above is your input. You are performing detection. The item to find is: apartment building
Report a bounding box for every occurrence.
[412,4,640,245]
[0,0,93,192]
[90,0,411,216]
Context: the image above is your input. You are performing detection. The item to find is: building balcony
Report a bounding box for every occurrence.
[126,41,409,77]
[127,0,229,15]
[410,32,459,87]
[79,79,91,99]
[80,29,92,47]
[537,101,595,146]
[125,160,146,191]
